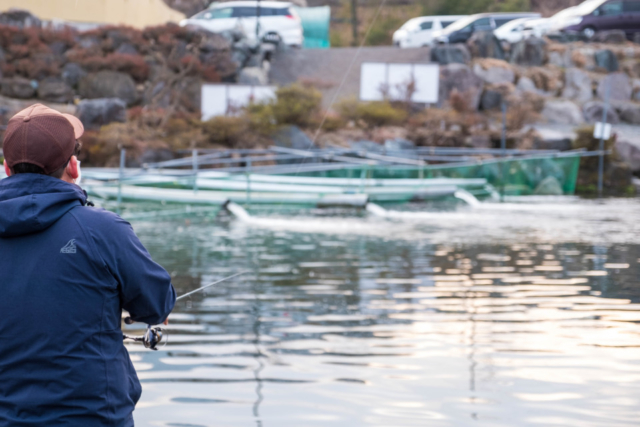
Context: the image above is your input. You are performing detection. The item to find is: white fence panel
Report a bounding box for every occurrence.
[360,63,439,104]
[201,84,277,120]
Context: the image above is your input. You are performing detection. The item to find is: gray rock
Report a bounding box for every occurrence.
[597,72,631,101]
[78,71,137,105]
[48,41,68,56]
[562,68,592,103]
[274,125,317,151]
[115,43,139,55]
[61,63,87,88]
[480,89,503,110]
[541,99,583,125]
[583,101,621,124]
[384,138,415,151]
[37,77,73,103]
[238,67,268,85]
[594,49,619,72]
[616,140,640,172]
[510,36,546,66]
[430,44,471,65]
[1,77,35,99]
[174,77,202,112]
[78,36,99,50]
[473,63,515,85]
[439,63,484,111]
[349,140,383,152]
[466,31,505,59]
[516,76,538,93]
[592,30,627,44]
[75,98,127,130]
[615,103,640,124]
[547,51,566,68]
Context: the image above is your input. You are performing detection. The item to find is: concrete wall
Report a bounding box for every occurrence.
[269,46,431,108]
[0,0,185,28]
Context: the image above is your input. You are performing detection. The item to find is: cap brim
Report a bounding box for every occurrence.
[63,114,84,139]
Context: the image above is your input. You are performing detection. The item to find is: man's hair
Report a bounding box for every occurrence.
[11,141,82,179]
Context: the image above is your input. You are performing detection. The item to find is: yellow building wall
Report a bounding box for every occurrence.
[0,0,186,29]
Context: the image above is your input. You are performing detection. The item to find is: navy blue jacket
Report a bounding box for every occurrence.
[0,174,176,426]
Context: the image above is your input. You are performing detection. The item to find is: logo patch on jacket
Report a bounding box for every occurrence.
[60,239,77,254]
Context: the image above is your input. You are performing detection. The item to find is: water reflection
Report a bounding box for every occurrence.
[126,199,640,426]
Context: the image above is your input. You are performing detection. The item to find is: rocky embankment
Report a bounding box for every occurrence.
[0,10,267,129]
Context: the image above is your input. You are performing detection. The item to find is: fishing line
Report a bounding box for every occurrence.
[123,270,250,349]
[176,270,250,301]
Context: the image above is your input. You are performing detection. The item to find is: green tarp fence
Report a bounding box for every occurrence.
[294,6,330,49]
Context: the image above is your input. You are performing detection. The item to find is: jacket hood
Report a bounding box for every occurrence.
[0,174,86,237]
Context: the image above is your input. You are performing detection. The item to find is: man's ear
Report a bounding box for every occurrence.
[66,156,79,180]
[3,160,11,177]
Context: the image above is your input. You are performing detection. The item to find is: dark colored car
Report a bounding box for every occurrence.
[562,0,640,39]
[435,12,540,44]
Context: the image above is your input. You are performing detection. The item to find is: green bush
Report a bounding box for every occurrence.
[335,98,408,128]
[357,101,408,127]
[271,84,322,128]
[201,116,245,147]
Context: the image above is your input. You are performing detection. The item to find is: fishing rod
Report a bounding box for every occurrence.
[123,270,250,350]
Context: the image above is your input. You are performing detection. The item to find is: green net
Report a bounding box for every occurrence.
[291,154,582,197]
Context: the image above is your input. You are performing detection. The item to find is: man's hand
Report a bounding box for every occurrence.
[163,318,169,326]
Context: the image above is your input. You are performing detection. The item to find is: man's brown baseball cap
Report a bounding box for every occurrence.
[3,104,84,174]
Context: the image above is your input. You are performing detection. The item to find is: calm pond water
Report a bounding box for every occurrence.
[124,198,640,427]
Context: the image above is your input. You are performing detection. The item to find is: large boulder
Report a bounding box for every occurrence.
[75,98,127,130]
[597,72,631,101]
[541,100,583,125]
[615,140,640,172]
[473,60,515,85]
[439,63,484,111]
[516,76,539,94]
[583,101,621,124]
[510,36,546,67]
[238,67,268,85]
[37,77,74,103]
[78,71,137,105]
[594,49,619,72]
[1,77,35,99]
[466,31,505,60]
[615,103,640,125]
[61,63,87,89]
[274,125,316,150]
[562,68,593,103]
[480,89,503,111]
[430,44,471,65]
[592,30,627,44]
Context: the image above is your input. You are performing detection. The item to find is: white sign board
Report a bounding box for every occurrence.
[360,63,439,104]
[201,84,277,121]
[593,122,612,140]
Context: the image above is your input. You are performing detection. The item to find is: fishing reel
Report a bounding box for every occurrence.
[122,317,165,351]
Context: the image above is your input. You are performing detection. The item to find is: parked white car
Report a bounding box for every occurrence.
[493,17,536,43]
[180,1,303,47]
[393,15,466,48]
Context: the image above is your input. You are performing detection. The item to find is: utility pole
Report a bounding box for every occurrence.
[351,0,358,46]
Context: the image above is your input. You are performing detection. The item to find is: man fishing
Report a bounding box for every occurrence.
[0,104,176,426]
